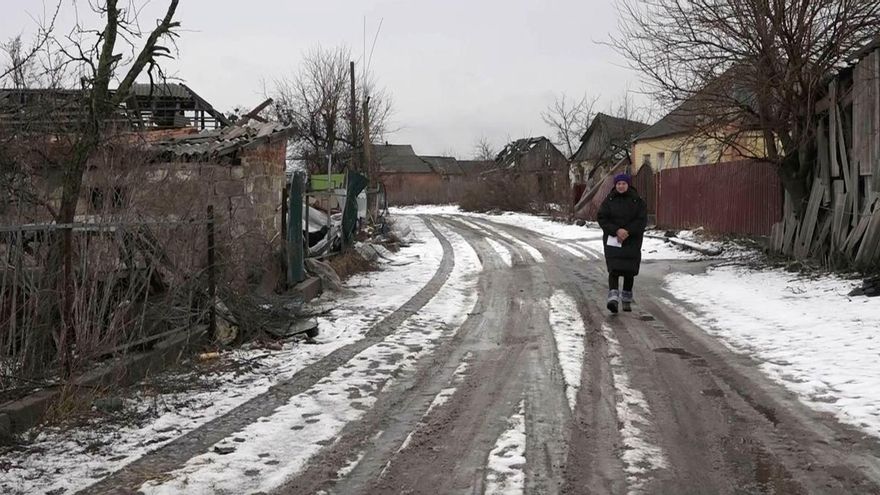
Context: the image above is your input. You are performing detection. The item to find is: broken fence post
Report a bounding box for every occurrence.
[288,172,306,286]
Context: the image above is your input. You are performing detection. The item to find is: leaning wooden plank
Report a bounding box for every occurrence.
[771,222,784,252]
[855,201,880,265]
[817,119,832,204]
[845,212,871,255]
[796,180,824,258]
[853,60,863,178]
[862,51,878,177]
[783,215,798,256]
[874,50,880,192]
[811,214,832,258]
[829,81,840,177]
[836,101,852,193]
[831,180,846,250]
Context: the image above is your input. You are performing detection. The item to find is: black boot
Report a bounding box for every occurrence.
[621,290,633,312]
[606,289,619,313]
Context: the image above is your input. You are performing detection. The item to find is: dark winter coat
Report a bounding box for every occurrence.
[597,186,648,275]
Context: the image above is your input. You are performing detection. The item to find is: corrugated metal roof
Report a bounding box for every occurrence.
[130,83,192,99]
[148,121,290,159]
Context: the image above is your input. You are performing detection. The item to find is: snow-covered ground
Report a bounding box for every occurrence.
[138,221,482,494]
[664,266,880,438]
[3,206,878,494]
[0,215,451,495]
[484,400,527,495]
[601,323,669,491]
[548,291,587,410]
[391,205,711,261]
[399,206,880,443]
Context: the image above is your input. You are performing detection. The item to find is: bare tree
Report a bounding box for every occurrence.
[0,4,60,85]
[611,0,880,213]
[271,45,393,173]
[542,93,599,158]
[1,1,182,374]
[472,135,497,161]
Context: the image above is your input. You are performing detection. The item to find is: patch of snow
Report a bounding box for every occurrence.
[486,238,514,267]
[556,242,594,260]
[0,216,446,495]
[601,324,668,492]
[137,221,482,495]
[582,235,702,262]
[336,450,366,479]
[664,266,880,438]
[484,400,526,495]
[548,291,587,410]
[472,221,544,263]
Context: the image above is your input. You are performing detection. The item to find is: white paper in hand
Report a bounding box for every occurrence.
[606,236,622,248]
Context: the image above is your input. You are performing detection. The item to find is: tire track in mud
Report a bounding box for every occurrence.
[80,216,456,495]
[444,217,571,495]
[474,215,880,494]
[273,217,498,494]
[313,216,567,495]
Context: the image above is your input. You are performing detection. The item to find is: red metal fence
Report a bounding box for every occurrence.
[632,165,656,215]
[655,160,783,236]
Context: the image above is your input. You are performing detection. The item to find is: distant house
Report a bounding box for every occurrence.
[419,155,464,178]
[491,137,569,202]
[632,75,766,174]
[495,136,568,172]
[373,143,446,205]
[570,113,648,190]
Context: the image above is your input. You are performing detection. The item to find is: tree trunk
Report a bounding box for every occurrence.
[778,147,812,219]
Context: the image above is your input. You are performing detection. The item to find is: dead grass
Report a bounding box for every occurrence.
[327,249,377,280]
[40,383,111,429]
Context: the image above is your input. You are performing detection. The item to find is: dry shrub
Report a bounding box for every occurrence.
[459,175,540,214]
[327,249,376,280]
[40,384,111,428]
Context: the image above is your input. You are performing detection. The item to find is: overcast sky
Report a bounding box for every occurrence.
[2,0,651,158]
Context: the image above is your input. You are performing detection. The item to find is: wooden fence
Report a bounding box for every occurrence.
[770,46,880,269]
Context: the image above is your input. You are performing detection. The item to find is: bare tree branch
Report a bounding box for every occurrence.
[610,0,880,212]
[472,135,496,161]
[541,93,599,158]
[271,44,394,173]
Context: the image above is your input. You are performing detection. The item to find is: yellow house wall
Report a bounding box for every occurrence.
[632,131,767,174]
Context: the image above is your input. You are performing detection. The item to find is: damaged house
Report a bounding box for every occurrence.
[570,113,649,190]
[0,83,290,288]
[488,136,569,204]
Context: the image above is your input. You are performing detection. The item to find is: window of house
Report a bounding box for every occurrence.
[671,150,681,168]
[657,152,666,170]
[642,154,651,168]
[697,145,708,165]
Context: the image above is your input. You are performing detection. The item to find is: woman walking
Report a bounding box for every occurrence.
[597,173,647,313]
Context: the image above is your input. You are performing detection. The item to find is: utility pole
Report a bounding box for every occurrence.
[362,95,377,220]
[349,61,359,172]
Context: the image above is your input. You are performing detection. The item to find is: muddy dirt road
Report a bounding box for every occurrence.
[85,214,880,494]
